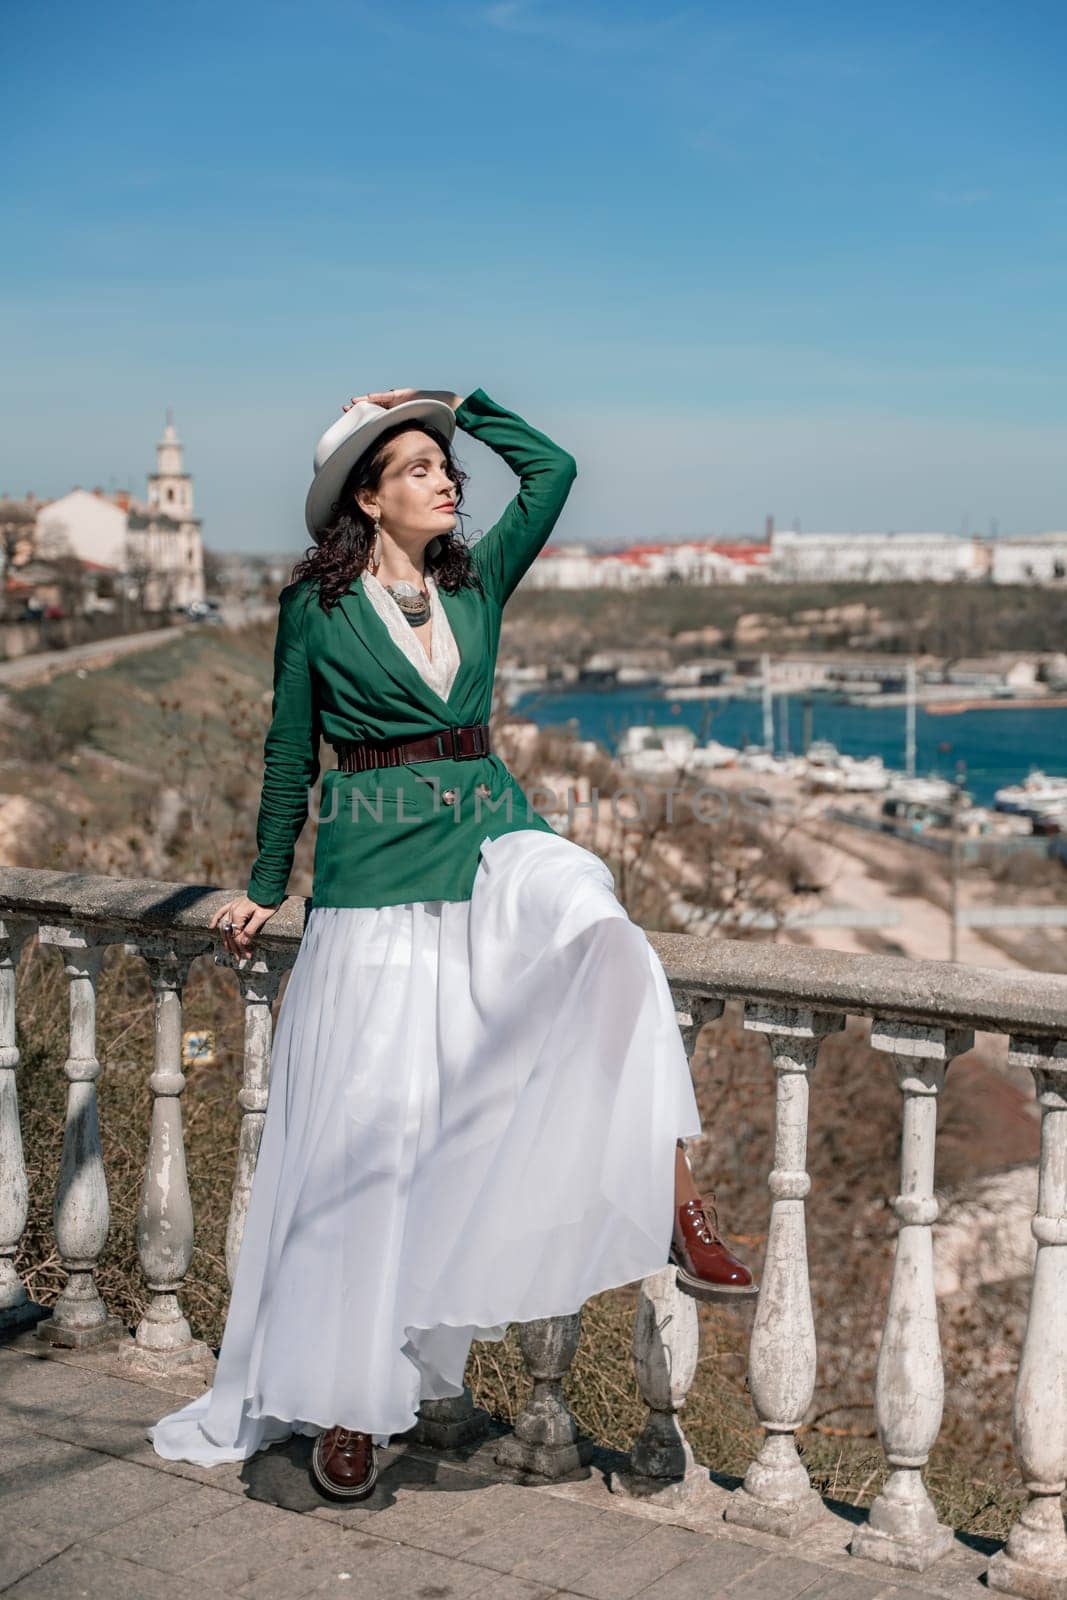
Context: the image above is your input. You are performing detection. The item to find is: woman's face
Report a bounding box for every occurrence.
[358,430,457,543]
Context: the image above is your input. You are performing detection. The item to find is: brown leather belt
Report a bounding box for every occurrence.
[335,722,492,774]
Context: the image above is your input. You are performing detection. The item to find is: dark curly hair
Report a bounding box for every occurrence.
[290,419,484,611]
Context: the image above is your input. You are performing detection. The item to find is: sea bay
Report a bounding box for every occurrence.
[510,687,1067,806]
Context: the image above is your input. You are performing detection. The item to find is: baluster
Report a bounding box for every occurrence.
[410,1388,491,1449]
[670,989,724,1155]
[0,916,47,1332]
[494,1311,593,1477]
[724,1002,844,1536]
[118,935,212,1375]
[613,1264,708,1505]
[670,988,725,1059]
[609,987,725,1503]
[988,1036,1067,1600]
[227,954,290,1281]
[851,1021,973,1572]
[34,925,125,1348]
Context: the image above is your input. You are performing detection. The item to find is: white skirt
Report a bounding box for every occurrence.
[147,829,703,1463]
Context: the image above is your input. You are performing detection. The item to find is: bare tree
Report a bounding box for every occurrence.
[0,499,37,620]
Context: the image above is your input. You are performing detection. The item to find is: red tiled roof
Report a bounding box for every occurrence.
[709,543,770,562]
[532,540,770,565]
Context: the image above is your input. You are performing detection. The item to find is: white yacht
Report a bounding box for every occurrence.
[994,771,1067,817]
[736,747,808,779]
[884,775,959,807]
[618,724,739,776]
[804,748,890,793]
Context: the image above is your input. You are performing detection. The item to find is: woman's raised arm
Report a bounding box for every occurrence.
[454,388,578,607]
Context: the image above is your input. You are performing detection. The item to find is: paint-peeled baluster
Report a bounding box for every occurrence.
[227,956,289,1281]
[35,925,125,1349]
[851,1022,973,1572]
[669,988,724,1156]
[613,1264,710,1505]
[495,1312,593,1477]
[612,986,727,1504]
[988,1037,1067,1600]
[410,1388,490,1450]
[0,916,47,1332]
[118,935,213,1376]
[725,1003,844,1537]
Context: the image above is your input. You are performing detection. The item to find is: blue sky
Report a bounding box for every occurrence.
[4,1,1065,551]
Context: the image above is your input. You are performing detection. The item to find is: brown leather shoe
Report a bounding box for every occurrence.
[669,1193,759,1301]
[311,1426,379,1499]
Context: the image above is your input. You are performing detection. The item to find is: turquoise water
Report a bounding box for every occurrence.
[510,687,1067,807]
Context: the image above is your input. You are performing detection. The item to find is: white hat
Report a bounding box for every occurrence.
[304,396,457,540]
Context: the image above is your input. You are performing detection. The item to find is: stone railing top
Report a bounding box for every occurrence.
[653,929,1067,1038]
[2,865,1065,1037]
[0,865,313,947]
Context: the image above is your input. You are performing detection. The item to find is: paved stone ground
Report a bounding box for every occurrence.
[0,1332,1001,1600]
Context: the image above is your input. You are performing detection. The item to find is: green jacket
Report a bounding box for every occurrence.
[246,388,578,910]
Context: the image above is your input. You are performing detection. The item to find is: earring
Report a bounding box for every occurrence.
[426,535,443,559]
[371,516,382,568]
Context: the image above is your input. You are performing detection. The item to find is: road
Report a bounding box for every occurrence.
[0,604,273,688]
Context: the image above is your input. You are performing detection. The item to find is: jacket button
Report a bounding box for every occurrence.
[441,787,457,806]
[475,782,491,799]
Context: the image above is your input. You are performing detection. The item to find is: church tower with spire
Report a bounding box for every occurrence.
[147,408,195,519]
[127,408,205,609]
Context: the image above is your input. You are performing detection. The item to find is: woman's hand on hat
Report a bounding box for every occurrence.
[209,894,280,961]
[343,388,462,414]
[344,389,419,413]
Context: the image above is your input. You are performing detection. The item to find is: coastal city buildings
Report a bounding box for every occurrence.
[770,529,983,583]
[524,529,1067,589]
[989,533,1067,585]
[4,414,206,616]
[525,539,771,587]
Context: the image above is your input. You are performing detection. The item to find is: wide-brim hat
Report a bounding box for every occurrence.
[304,397,457,540]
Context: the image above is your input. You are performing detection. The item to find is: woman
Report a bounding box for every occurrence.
[147,385,755,1500]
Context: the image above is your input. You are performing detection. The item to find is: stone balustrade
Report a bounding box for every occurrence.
[2,865,1067,1599]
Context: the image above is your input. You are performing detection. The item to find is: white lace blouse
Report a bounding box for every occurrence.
[359,569,461,703]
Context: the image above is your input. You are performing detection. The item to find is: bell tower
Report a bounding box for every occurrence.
[147,407,194,518]
[129,406,205,609]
